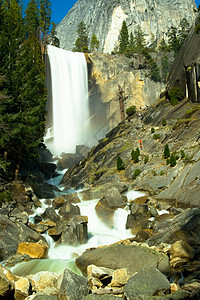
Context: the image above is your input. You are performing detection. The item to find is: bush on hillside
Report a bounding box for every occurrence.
[132,168,141,180]
[126,105,136,116]
[164,144,170,159]
[117,156,125,170]
[131,149,140,163]
[169,86,184,105]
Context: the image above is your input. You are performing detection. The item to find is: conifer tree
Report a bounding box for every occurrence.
[129,32,136,54]
[90,34,99,51]
[73,22,89,52]
[39,0,52,35]
[134,25,147,54]
[164,144,170,159]
[50,21,60,47]
[168,26,180,55]
[24,0,39,37]
[119,20,129,53]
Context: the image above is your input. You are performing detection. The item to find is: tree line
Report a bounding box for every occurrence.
[0,0,52,181]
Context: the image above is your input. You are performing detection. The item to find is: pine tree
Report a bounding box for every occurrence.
[73,22,89,52]
[90,33,99,51]
[164,144,170,159]
[24,0,39,37]
[129,32,136,54]
[117,156,125,171]
[50,21,60,47]
[39,0,52,35]
[119,20,129,54]
[168,26,181,55]
[158,38,169,53]
[134,25,147,54]
[178,18,190,46]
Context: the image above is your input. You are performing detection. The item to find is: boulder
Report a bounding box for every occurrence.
[17,242,48,259]
[60,216,88,245]
[0,215,47,261]
[26,294,57,300]
[124,266,170,298]
[58,202,80,219]
[57,268,89,300]
[52,196,66,209]
[31,271,58,294]
[0,265,13,297]
[41,207,60,223]
[76,243,170,277]
[14,277,30,300]
[62,192,81,204]
[96,187,127,210]
[147,208,200,248]
[82,295,121,299]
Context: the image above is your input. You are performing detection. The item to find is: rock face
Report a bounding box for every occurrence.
[167,17,200,103]
[57,0,196,53]
[87,52,165,130]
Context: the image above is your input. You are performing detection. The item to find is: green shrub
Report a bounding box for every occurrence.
[160,171,165,176]
[180,150,185,159]
[117,156,125,170]
[169,86,184,105]
[132,169,141,180]
[162,118,167,126]
[136,147,140,157]
[169,154,176,167]
[151,127,155,134]
[144,156,149,164]
[126,105,136,116]
[153,133,160,140]
[0,190,13,203]
[194,21,200,34]
[164,144,170,159]
[131,149,139,163]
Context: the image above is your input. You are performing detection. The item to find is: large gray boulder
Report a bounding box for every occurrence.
[76,243,170,277]
[0,215,47,261]
[57,268,89,300]
[124,266,170,298]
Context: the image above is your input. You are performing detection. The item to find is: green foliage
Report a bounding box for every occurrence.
[151,127,155,134]
[180,150,185,159]
[126,105,136,116]
[162,118,167,126]
[164,144,170,159]
[168,154,177,167]
[158,38,169,53]
[39,0,52,34]
[50,21,60,47]
[134,25,147,54]
[90,33,99,51]
[131,148,140,163]
[117,156,125,171]
[144,51,161,82]
[132,168,141,180]
[0,190,13,203]
[119,20,129,53]
[24,0,39,37]
[73,22,89,52]
[194,16,200,34]
[153,133,160,140]
[169,86,184,105]
[0,2,47,178]
[144,156,149,164]
[161,54,170,83]
[168,18,190,55]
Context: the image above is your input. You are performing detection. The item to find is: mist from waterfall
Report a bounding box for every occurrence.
[45,45,91,157]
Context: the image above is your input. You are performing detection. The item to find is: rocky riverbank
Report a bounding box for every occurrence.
[0,97,200,299]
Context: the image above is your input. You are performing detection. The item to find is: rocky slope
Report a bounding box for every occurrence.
[57,0,196,53]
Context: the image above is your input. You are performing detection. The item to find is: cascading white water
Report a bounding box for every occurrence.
[45,45,91,157]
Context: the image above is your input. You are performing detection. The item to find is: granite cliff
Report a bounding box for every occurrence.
[56,0,196,53]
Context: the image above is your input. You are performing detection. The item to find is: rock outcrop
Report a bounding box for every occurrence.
[57,0,196,53]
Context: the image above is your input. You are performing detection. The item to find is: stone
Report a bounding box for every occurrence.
[41,207,60,223]
[57,268,89,300]
[32,271,58,294]
[14,277,30,300]
[58,202,80,219]
[52,196,66,209]
[60,215,88,245]
[76,243,170,277]
[0,265,13,297]
[96,187,127,210]
[169,240,196,260]
[17,242,48,259]
[110,269,130,287]
[26,293,57,299]
[82,295,121,299]
[62,192,81,204]
[124,266,170,298]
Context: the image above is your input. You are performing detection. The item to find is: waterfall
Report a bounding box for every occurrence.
[45,45,91,157]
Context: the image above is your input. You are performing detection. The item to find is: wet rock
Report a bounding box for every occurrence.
[9,209,29,224]
[52,196,66,209]
[62,192,81,204]
[14,277,30,300]
[124,266,170,298]
[26,294,57,299]
[17,242,48,259]
[58,201,80,220]
[96,187,127,210]
[57,268,89,300]
[82,295,121,299]
[60,215,88,245]
[42,207,60,223]
[76,243,170,277]
[39,163,57,180]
